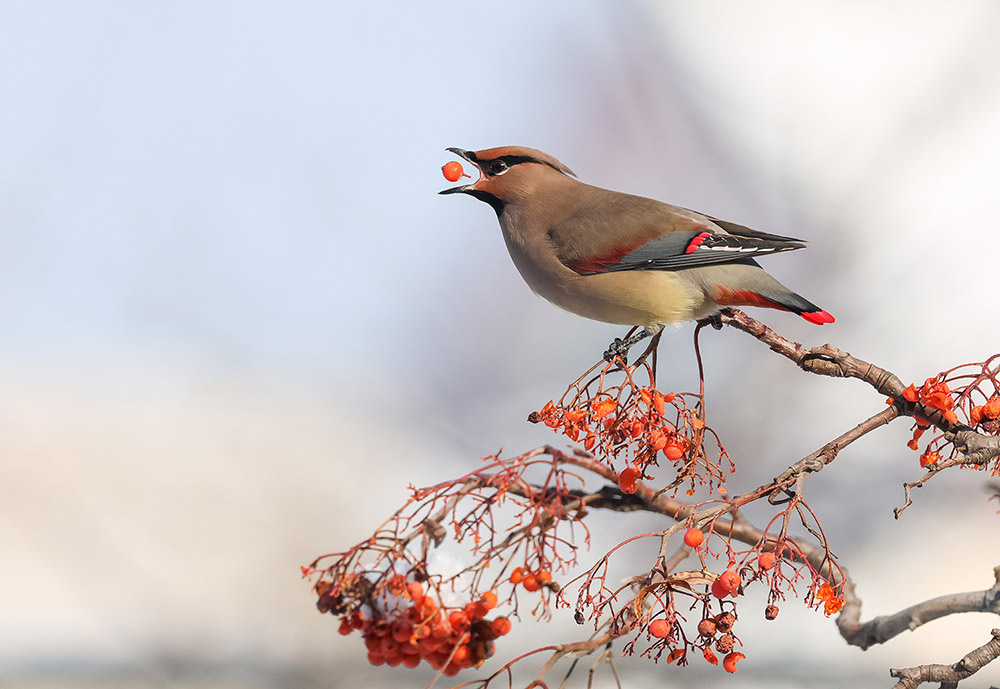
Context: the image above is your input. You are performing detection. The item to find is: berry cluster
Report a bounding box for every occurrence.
[899,371,1000,471]
[529,366,731,493]
[813,581,845,616]
[508,566,553,592]
[317,574,511,676]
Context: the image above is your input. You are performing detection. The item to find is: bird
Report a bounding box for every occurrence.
[440,146,833,357]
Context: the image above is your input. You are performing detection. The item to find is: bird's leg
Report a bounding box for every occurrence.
[631,329,664,370]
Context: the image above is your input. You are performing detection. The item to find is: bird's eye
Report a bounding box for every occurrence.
[489,159,509,175]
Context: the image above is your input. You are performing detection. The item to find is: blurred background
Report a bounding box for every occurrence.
[2,1,999,687]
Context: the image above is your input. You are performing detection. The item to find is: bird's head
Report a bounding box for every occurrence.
[439,146,576,215]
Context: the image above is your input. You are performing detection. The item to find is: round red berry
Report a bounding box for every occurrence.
[648,619,670,638]
[682,528,703,548]
[442,161,465,182]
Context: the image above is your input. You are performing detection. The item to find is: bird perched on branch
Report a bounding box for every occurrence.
[440,146,833,358]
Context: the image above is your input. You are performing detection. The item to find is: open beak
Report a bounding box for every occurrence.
[438,147,483,195]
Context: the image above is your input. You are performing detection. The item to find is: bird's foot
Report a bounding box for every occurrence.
[603,337,629,365]
[603,330,652,365]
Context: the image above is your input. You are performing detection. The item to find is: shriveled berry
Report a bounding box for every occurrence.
[714,611,736,632]
[765,604,779,620]
[984,397,1000,419]
[683,528,704,548]
[715,632,735,653]
[697,618,717,637]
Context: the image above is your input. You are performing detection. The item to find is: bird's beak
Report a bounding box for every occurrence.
[439,147,483,195]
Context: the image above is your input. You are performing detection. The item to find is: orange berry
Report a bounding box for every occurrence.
[920,449,939,467]
[338,618,353,635]
[711,578,730,599]
[402,654,421,669]
[618,467,639,494]
[943,409,958,424]
[367,650,385,666]
[392,620,412,642]
[522,574,540,592]
[491,616,512,636]
[452,645,470,663]
[682,528,704,548]
[536,569,552,585]
[723,651,745,673]
[648,619,670,638]
[906,438,920,451]
[448,610,466,628]
[984,397,1000,419]
[717,570,741,594]
[666,648,685,664]
[592,398,617,419]
[480,590,498,610]
[971,405,984,425]
[757,552,777,570]
[815,582,834,601]
[902,384,919,402]
[467,601,488,620]
[648,429,668,451]
[703,648,719,665]
[653,392,666,415]
[441,160,466,182]
[509,567,525,584]
[664,444,684,461]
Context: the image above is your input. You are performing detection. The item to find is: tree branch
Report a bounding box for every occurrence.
[838,566,1000,650]
[889,628,1000,689]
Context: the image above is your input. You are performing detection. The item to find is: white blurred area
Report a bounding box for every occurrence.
[2,1,999,687]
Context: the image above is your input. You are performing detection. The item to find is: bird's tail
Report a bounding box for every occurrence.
[707,262,835,325]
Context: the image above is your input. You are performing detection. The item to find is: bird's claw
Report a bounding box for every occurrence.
[603,338,628,365]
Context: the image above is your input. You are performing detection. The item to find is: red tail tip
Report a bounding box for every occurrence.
[801,310,835,325]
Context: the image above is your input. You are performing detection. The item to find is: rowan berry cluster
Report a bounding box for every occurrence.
[898,360,1000,474]
[529,360,731,493]
[315,572,510,675]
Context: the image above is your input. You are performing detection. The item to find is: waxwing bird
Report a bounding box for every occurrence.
[440,146,833,356]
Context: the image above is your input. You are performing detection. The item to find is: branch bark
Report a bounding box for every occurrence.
[889,628,1000,689]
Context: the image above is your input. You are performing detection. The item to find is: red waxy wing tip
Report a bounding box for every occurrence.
[801,310,835,325]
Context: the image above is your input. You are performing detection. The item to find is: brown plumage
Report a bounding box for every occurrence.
[441,146,834,337]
